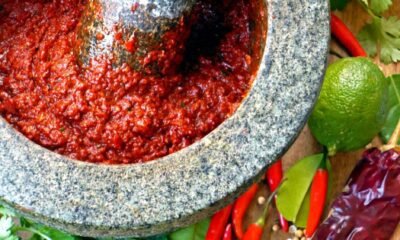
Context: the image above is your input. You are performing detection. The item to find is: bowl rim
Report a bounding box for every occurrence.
[0,0,329,237]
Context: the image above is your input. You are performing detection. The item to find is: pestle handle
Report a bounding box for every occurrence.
[75,0,197,75]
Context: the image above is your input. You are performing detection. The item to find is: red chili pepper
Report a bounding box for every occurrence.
[330,13,367,57]
[265,159,289,232]
[232,183,259,239]
[206,204,233,240]
[242,222,263,240]
[305,157,328,238]
[222,223,233,240]
[242,189,276,240]
[265,159,283,190]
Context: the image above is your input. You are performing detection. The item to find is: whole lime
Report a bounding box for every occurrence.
[309,57,389,155]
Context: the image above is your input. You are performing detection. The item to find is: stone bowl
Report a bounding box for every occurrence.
[0,0,329,238]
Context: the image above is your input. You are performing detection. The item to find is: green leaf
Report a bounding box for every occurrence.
[388,75,400,109]
[0,206,15,218]
[294,188,311,228]
[293,159,333,228]
[330,0,349,11]
[0,216,14,238]
[168,218,210,240]
[358,16,400,64]
[381,105,400,143]
[276,154,324,223]
[19,217,32,228]
[0,205,79,240]
[381,75,400,144]
[29,223,78,240]
[369,0,392,15]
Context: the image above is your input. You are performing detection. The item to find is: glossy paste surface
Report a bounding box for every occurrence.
[0,0,260,163]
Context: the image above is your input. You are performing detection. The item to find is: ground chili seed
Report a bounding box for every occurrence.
[0,0,262,164]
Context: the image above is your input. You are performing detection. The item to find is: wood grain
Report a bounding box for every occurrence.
[244,1,400,239]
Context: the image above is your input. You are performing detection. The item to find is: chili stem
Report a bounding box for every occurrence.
[256,182,283,227]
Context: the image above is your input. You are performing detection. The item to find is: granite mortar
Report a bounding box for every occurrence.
[0,0,329,237]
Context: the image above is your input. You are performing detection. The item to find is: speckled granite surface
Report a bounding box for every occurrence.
[0,0,329,237]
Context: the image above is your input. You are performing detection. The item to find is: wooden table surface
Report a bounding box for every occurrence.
[245,1,400,239]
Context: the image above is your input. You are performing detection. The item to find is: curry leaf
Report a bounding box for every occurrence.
[294,188,311,228]
[293,159,333,228]
[169,218,210,240]
[388,75,400,109]
[276,154,324,224]
[381,75,400,144]
[381,105,400,144]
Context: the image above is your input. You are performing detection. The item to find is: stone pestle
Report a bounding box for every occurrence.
[75,0,196,75]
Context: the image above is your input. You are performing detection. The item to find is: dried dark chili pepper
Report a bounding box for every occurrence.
[265,159,289,232]
[233,183,259,239]
[313,122,400,239]
[222,223,233,240]
[305,154,328,238]
[206,204,233,240]
[331,13,367,57]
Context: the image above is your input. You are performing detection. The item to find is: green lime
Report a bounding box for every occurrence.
[309,57,389,155]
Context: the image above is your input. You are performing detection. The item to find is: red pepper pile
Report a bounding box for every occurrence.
[207,13,395,240]
[207,204,234,240]
[206,160,287,240]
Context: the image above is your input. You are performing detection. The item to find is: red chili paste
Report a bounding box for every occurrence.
[0,0,263,164]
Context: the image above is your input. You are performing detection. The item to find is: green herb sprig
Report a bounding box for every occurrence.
[331,0,400,64]
[0,205,209,240]
[357,0,400,64]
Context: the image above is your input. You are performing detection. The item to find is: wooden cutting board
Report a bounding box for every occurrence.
[244,1,400,239]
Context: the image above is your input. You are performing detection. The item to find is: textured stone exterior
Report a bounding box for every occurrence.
[0,0,329,238]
